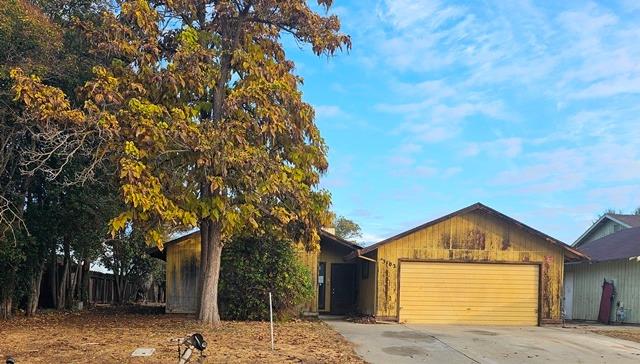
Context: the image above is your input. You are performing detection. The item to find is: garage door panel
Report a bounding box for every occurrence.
[399,262,539,325]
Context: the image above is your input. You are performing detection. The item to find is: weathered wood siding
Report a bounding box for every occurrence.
[566,259,640,323]
[297,245,319,314]
[166,236,200,313]
[358,251,377,315]
[375,210,565,323]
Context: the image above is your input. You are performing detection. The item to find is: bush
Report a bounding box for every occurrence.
[219,233,313,321]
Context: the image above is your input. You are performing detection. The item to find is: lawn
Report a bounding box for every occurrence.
[0,306,364,363]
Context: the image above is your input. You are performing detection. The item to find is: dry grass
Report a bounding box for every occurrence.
[592,328,640,344]
[0,306,364,363]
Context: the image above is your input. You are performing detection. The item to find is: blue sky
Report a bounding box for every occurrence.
[285,0,640,245]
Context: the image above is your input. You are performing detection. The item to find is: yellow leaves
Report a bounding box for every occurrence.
[178,26,199,51]
[207,176,223,191]
[147,229,164,249]
[119,158,145,180]
[10,67,87,125]
[124,141,141,157]
[110,211,133,236]
[272,207,293,224]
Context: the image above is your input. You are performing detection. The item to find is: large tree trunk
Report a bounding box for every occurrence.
[196,218,210,315]
[0,295,12,320]
[197,219,223,325]
[114,269,128,304]
[0,274,14,319]
[81,259,90,307]
[56,239,71,309]
[26,264,45,316]
[70,258,82,304]
[49,247,57,308]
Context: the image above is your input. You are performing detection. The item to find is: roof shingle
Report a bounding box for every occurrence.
[577,226,640,262]
[609,214,640,228]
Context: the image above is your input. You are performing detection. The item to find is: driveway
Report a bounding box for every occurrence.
[325,319,640,363]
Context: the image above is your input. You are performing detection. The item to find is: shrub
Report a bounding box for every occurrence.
[219,233,313,321]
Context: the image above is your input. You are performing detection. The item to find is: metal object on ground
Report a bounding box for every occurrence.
[131,348,156,357]
[178,333,207,364]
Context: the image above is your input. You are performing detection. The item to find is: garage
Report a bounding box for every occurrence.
[345,203,588,324]
[399,262,539,325]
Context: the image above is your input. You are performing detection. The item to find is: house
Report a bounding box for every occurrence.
[346,203,586,325]
[564,227,640,323]
[573,213,640,247]
[156,203,587,326]
[152,228,363,314]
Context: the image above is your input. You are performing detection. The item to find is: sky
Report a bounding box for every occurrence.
[284,0,640,245]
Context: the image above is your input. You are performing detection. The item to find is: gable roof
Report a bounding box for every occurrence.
[609,214,640,228]
[148,228,361,261]
[320,229,363,250]
[348,202,587,261]
[576,226,640,262]
[573,214,640,247]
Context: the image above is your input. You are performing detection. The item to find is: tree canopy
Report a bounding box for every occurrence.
[333,215,362,241]
[10,0,350,324]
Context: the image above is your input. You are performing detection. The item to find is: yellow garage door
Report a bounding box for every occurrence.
[399,262,539,325]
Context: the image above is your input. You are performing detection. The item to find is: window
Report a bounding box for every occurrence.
[361,261,369,280]
[318,262,326,310]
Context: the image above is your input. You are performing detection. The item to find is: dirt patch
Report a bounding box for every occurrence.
[0,307,364,363]
[382,345,427,357]
[382,330,435,341]
[592,329,640,344]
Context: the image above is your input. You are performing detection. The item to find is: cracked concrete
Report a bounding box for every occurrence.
[325,319,640,364]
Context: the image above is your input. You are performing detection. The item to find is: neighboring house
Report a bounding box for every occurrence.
[573,213,640,247]
[564,227,640,323]
[152,229,363,314]
[157,203,587,326]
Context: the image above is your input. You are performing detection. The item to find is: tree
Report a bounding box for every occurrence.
[12,0,349,325]
[1,0,111,317]
[101,226,160,304]
[333,216,362,241]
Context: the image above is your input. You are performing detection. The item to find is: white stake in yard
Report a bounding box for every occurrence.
[269,292,274,350]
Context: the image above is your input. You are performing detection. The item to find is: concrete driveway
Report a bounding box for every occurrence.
[325,319,640,363]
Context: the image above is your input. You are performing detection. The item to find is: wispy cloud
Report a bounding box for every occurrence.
[314,104,347,119]
[303,1,640,243]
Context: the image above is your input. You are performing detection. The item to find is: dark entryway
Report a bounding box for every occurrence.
[330,263,356,314]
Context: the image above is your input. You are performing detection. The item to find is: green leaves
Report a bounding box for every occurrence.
[218,231,314,321]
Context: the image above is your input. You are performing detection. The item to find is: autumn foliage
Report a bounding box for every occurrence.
[10,0,350,324]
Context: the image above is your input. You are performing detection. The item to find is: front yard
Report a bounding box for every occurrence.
[0,306,364,363]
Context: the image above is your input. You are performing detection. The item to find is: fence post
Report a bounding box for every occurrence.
[269,292,274,350]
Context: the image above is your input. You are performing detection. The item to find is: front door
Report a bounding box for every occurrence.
[563,271,574,319]
[330,264,356,314]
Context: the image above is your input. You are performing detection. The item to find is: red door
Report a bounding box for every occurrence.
[597,280,614,324]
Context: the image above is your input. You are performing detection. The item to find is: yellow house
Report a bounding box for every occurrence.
[345,203,588,325]
[153,229,363,315]
[153,203,588,325]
